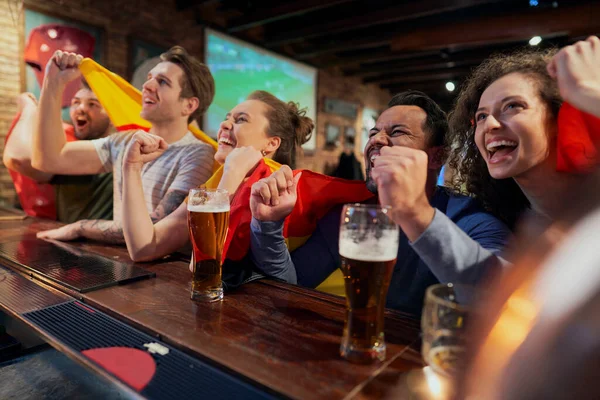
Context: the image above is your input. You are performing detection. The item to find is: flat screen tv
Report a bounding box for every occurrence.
[204,28,318,152]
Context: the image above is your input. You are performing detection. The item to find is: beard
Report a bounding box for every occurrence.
[365,166,378,194]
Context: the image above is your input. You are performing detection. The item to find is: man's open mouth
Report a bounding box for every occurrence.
[75,117,88,129]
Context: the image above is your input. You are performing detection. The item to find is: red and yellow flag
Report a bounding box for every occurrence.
[556,102,600,173]
[206,159,374,263]
[78,58,217,153]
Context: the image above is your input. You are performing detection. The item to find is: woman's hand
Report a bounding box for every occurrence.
[222,146,263,180]
[548,36,600,117]
[250,166,300,222]
[219,146,264,198]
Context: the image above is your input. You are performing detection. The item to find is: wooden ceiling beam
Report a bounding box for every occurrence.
[264,0,507,47]
[391,2,600,52]
[294,36,391,60]
[314,49,442,68]
[348,57,483,79]
[176,0,219,11]
[371,68,472,85]
[227,0,356,33]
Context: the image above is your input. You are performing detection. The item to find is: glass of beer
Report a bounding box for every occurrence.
[339,203,399,363]
[187,188,230,302]
[421,283,476,378]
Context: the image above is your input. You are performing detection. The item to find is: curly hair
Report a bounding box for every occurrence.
[447,48,562,229]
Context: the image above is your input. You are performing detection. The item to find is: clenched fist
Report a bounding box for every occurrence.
[123,131,168,169]
[45,50,83,87]
[223,146,263,181]
[547,36,600,117]
[250,165,301,222]
[371,146,435,241]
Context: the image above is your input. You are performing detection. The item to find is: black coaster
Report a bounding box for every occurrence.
[0,239,155,293]
[23,302,279,400]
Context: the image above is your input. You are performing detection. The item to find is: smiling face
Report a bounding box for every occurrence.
[364,105,430,193]
[69,88,110,140]
[140,61,195,124]
[214,100,271,164]
[474,72,556,180]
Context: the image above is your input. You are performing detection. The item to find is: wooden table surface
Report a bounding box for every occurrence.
[0,217,423,399]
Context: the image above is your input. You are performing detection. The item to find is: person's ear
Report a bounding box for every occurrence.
[264,136,281,155]
[182,97,199,119]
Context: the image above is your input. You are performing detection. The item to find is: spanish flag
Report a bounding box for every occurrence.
[209,159,374,295]
[556,102,600,173]
[79,59,375,295]
[205,159,373,261]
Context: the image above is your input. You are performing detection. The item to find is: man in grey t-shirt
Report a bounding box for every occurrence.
[33,46,215,244]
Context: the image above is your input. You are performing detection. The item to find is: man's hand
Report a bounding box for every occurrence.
[44,50,83,87]
[250,166,301,222]
[223,146,263,180]
[548,36,600,117]
[371,146,435,241]
[123,132,168,169]
[36,223,81,241]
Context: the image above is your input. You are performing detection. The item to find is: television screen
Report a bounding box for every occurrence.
[204,28,318,151]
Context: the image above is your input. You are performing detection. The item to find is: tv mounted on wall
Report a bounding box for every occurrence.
[204,28,318,152]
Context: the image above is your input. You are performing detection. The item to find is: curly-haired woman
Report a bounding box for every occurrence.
[410,36,600,286]
[448,36,600,230]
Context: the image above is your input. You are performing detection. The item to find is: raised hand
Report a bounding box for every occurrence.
[44,50,83,87]
[223,146,264,180]
[371,146,435,241]
[250,165,301,222]
[548,36,600,117]
[123,131,168,169]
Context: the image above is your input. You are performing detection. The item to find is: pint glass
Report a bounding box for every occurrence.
[421,283,476,378]
[187,188,230,302]
[339,203,399,363]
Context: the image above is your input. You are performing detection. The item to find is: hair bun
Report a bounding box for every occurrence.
[287,101,314,146]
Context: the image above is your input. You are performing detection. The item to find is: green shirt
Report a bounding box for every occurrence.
[51,173,113,223]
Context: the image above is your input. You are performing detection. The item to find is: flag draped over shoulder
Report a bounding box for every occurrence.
[210,159,374,263]
[78,58,218,153]
[557,102,600,173]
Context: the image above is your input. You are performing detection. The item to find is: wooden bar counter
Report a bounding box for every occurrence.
[0,216,423,399]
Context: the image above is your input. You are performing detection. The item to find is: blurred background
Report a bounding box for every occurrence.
[0,0,597,204]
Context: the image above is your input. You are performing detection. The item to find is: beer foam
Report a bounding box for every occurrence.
[187,204,230,213]
[339,230,398,262]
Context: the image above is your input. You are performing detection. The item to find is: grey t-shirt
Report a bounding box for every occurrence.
[92,130,214,221]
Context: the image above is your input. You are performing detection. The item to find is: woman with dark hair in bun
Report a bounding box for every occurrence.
[120,90,314,262]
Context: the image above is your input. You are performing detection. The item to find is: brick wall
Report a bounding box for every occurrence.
[0,0,389,205]
[298,70,390,174]
[0,0,22,204]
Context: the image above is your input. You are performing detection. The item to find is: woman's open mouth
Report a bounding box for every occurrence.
[486,140,518,164]
[218,137,236,148]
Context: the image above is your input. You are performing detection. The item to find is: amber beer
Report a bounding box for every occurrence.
[187,188,230,302]
[339,204,399,363]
